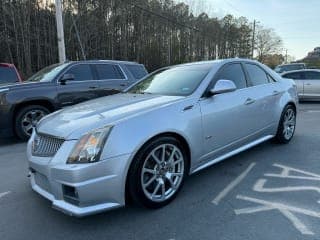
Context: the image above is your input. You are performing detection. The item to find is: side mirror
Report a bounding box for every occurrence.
[209,79,237,96]
[59,73,74,85]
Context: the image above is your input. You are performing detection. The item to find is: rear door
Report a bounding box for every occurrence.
[94,63,130,97]
[56,64,100,107]
[244,63,282,134]
[303,71,320,99]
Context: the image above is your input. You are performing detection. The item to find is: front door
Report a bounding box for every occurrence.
[56,64,100,107]
[199,63,257,163]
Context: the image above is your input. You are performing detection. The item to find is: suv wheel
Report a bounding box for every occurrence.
[15,105,50,140]
[128,136,188,208]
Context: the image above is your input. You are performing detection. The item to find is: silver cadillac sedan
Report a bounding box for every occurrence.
[27,59,298,216]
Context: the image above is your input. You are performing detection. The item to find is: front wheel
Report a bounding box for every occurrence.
[127,137,188,208]
[274,105,296,144]
[15,105,50,140]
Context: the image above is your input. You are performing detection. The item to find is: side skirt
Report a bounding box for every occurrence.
[192,135,274,174]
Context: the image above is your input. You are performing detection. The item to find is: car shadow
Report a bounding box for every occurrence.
[0,136,23,146]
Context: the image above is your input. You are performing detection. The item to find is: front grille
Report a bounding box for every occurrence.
[32,133,64,157]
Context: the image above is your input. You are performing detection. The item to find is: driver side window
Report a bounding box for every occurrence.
[216,63,247,89]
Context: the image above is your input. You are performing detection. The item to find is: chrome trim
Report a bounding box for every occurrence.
[0,88,9,93]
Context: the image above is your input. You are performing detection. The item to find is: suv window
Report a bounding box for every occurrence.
[245,64,269,86]
[66,64,93,81]
[96,64,125,80]
[304,71,320,80]
[282,72,303,80]
[0,67,18,83]
[125,64,147,79]
[216,63,247,89]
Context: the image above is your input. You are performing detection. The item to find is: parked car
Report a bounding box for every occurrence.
[27,59,298,216]
[0,63,22,84]
[274,63,306,73]
[281,69,320,101]
[0,60,148,140]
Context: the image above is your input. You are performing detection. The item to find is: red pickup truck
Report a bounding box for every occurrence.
[0,63,22,84]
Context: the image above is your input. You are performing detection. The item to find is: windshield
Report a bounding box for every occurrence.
[0,66,18,83]
[127,64,212,96]
[27,63,69,82]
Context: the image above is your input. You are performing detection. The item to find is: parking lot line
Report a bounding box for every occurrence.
[0,191,10,199]
[212,162,256,205]
[235,195,320,235]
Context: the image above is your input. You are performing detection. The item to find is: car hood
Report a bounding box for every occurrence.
[0,81,48,91]
[37,93,184,139]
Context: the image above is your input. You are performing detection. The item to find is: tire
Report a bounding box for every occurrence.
[274,105,296,144]
[15,105,50,140]
[127,136,188,209]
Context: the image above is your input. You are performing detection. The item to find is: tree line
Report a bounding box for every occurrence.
[0,0,282,78]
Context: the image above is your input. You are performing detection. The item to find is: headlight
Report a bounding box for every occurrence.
[67,126,113,164]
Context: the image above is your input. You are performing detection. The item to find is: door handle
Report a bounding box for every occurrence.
[305,83,311,86]
[89,86,98,89]
[244,98,255,105]
[272,90,280,96]
[120,83,128,87]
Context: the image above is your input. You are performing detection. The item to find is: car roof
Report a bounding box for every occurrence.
[172,58,259,68]
[66,60,142,65]
[281,69,320,75]
[277,63,305,67]
[0,63,15,67]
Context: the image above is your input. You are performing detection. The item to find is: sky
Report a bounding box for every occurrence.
[178,0,320,60]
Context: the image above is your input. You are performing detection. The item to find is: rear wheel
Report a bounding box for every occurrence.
[127,136,187,208]
[274,105,296,144]
[15,105,50,140]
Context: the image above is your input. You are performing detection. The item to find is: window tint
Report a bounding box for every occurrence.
[0,67,18,83]
[66,64,93,81]
[245,64,269,86]
[126,64,147,79]
[96,64,125,80]
[282,72,303,80]
[216,63,246,89]
[128,64,212,96]
[304,71,320,80]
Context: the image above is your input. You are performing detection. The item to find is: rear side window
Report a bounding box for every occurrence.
[245,64,269,86]
[282,72,304,80]
[96,64,125,80]
[0,66,18,83]
[125,64,148,79]
[216,63,247,89]
[304,71,320,80]
[66,64,93,81]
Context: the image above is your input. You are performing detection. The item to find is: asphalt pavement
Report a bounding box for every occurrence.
[0,103,319,240]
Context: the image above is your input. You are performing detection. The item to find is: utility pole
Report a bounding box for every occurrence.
[55,0,66,63]
[285,49,288,63]
[251,20,259,59]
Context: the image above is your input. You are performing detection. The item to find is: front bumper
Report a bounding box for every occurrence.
[27,136,132,217]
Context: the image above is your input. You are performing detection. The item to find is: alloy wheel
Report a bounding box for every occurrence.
[141,144,184,202]
[21,109,47,137]
[282,108,296,140]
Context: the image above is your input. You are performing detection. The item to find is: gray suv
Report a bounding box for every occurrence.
[0,60,148,139]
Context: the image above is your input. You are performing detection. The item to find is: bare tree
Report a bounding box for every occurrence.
[255,27,283,62]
